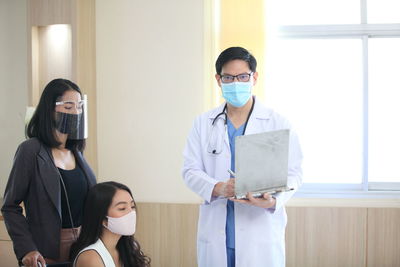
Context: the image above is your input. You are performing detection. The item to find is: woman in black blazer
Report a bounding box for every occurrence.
[1,79,96,267]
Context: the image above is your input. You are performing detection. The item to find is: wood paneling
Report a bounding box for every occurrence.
[159,204,198,266]
[0,220,11,241]
[28,0,72,26]
[135,203,162,265]
[0,220,17,267]
[73,0,97,173]
[367,208,400,267]
[0,241,17,267]
[285,207,367,267]
[2,203,400,266]
[134,204,400,267]
[135,203,198,267]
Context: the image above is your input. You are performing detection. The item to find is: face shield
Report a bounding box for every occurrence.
[55,94,88,140]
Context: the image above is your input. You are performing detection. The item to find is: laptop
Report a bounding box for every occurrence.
[233,129,293,199]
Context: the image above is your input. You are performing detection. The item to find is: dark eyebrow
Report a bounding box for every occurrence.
[114,200,135,207]
[221,72,250,76]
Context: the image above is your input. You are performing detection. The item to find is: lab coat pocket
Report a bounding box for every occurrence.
[198,202,226,241]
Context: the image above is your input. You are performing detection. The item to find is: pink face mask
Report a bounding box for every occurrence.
[104,210,136,236]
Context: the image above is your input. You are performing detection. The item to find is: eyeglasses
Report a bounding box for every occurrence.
[220,72,253,83]
[55,100,85,110]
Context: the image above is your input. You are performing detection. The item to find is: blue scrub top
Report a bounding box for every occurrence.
[226,119,245,249]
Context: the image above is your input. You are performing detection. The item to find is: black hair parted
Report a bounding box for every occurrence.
[26,78,86,151]
[215,46,257,75]
[70,181,151,267]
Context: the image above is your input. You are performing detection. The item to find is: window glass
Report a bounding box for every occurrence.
[368,38,400,182]
[367,0,400,23]
[265,0,360,25]
[264,38,363,183]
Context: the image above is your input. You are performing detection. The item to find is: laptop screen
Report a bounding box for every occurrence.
[234,129,290,198]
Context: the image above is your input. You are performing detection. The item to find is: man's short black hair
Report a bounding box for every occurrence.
[215,47,257,75]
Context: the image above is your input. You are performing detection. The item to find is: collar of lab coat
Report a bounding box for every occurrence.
[208,96,272,120]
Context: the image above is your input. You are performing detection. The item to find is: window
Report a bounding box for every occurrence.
[263,0,400,193]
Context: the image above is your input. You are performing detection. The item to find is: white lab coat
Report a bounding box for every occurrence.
[182,98,303,267]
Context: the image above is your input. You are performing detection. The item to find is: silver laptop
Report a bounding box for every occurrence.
[233,129,293,199]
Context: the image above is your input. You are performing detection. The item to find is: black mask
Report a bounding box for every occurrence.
[55,112,84,139]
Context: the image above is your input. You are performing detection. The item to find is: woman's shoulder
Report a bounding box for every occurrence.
[14,138,44,159]
[74,239,113,267]
[75,249,105,267]
[18,137,43,151]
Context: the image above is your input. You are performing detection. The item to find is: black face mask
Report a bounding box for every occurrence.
[55,112,84,139]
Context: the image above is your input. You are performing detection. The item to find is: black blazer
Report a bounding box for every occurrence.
[1,138,96,261]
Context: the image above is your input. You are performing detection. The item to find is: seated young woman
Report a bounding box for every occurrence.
[70,181,150,267]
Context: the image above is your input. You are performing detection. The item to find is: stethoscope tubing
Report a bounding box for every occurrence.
[211,96,255,135]
[209,96,255,154]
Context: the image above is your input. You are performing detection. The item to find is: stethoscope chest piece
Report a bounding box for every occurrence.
[207,114,226,155]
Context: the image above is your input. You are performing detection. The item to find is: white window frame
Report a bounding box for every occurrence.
[275,1,400,198]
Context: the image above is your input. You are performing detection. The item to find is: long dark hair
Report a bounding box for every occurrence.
[26,78,86,151]
[70,181,150,266]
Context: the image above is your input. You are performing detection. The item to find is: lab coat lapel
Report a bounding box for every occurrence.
[244,112,257,135]
[37,146,62,218]
[243,101,259,135]
[244,98,271,135]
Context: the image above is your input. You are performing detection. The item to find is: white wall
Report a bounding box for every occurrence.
[96,0,205,203]
[0,0,28,194]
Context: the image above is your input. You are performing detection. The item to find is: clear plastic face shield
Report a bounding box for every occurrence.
[55,94,88,140]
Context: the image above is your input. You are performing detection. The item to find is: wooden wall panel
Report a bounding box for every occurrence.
[28,0,72,26]
[0,219,18,266]
[73,0,97,173]
[135,203,198,267]
[0,241,17,267]
[135,203,162,265]
[3,204,400,266]
[367,208,400,267]
[159,204,198,266]
[286,207,367,267]
[0,219,11,241]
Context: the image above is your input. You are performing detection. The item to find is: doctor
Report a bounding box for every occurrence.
[182,47,303,267]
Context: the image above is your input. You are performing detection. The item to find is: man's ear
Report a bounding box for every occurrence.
[252,72,259,86]
[215,74,222,87]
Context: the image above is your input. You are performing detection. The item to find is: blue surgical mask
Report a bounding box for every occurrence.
[221,81,252,107]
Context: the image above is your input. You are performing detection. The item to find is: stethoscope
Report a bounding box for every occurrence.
[209,96,255,154]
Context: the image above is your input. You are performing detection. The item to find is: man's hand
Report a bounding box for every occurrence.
[232,192,276,209]
[22,250,46,267]
[212,178,235,198]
